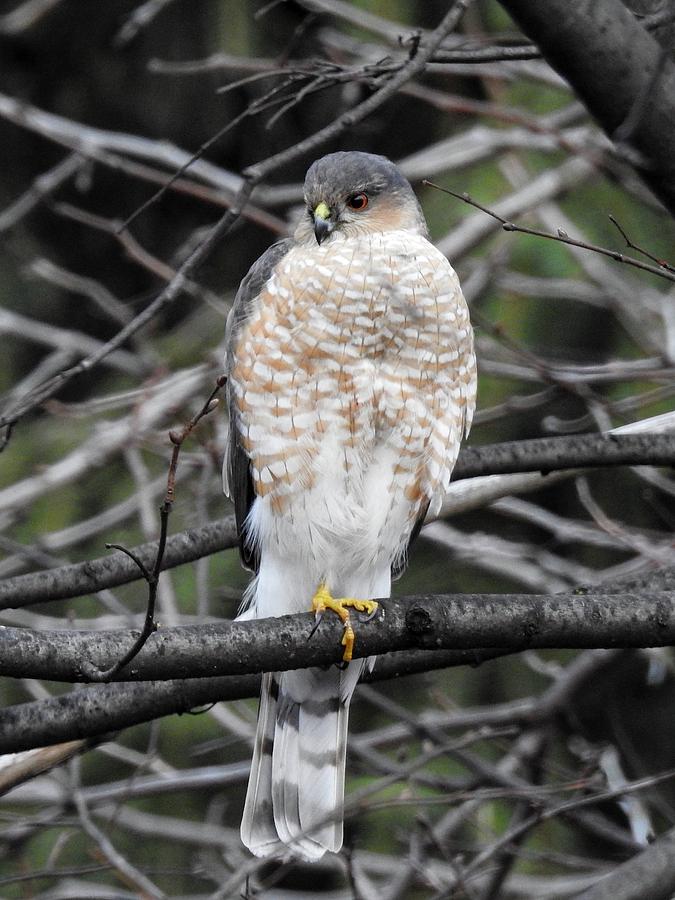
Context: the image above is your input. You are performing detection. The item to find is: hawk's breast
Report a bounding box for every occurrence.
[230,230,475,521]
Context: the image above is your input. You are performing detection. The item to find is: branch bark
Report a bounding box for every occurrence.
[575,825,675,900]
[498,0,675,215]
[0,649,516,755]
[2,590,674,684]
[0,516,237,609]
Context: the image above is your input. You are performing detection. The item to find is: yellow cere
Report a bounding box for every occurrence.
[314,201,331,220]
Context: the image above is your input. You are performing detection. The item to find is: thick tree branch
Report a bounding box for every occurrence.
[0,649,515,755]
[1,591,674,685]
[576,825,675,900]
[1,432,673,610]
[455,433,675,477]
[0,517,237,609]
[498,0,675,215]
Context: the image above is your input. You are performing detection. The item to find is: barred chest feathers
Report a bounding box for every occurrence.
[230,229,475,572]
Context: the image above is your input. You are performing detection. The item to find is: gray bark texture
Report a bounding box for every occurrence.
[499,0,675,215]
[576,825,675,900]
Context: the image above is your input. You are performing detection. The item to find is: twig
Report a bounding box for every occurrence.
[113,0,179,47]
[0,306,143,376]
[246,1,472,184]
[70,757,166,899]
[79,377,226,682]
[119,72,308,229]
[608,213,675,273]
[424,180,675,283]
[50,201,220,298]
[294,0,674,59]
[0,175,247,445]
[0,152,83,232]
[91,148,287,234]
[124,1,470,228]
[0,365,209,526]
[27,258,135,328]
[462,766,675,882]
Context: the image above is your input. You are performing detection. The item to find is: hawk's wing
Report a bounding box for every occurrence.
[390,498,430,581]
[392,283,476,581]
[223,238,293,572]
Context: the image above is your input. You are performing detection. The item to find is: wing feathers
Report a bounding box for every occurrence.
[223,239,293,572]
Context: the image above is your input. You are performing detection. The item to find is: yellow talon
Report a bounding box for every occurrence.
[311,582,378,662]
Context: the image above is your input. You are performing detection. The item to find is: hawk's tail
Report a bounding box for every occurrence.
[241,665,361,862]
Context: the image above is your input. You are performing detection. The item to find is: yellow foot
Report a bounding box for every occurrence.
[311,582,378,663]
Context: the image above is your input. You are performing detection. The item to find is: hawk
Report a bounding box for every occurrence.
[224,151,476,861]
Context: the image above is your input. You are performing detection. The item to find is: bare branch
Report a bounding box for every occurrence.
[0,0,64,34]
[0,365,209,515]
[0,651,518,756]
[608,213,675,273]
[0,152,83,231]
[426,180,675,282]
[114,0,179,47]
[0,516,236,610]
[70,756,166,899]
[81,378,225,681]
[1,589,674,684]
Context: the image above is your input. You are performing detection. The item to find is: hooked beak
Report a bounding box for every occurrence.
[313,201,334,245]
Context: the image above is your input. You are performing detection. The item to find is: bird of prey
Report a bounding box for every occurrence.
[224,151,476,861]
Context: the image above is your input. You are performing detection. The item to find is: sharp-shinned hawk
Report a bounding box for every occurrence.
[224,151,476,861]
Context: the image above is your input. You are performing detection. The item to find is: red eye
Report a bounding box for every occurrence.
[347,192,369,211]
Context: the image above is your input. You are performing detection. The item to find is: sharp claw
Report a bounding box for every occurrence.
[308,611,324,640]
[309,587,378,660]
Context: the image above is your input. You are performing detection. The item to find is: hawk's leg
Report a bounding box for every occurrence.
[311,582,378,663]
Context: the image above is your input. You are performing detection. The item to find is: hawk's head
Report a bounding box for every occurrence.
[297,151,427,245]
